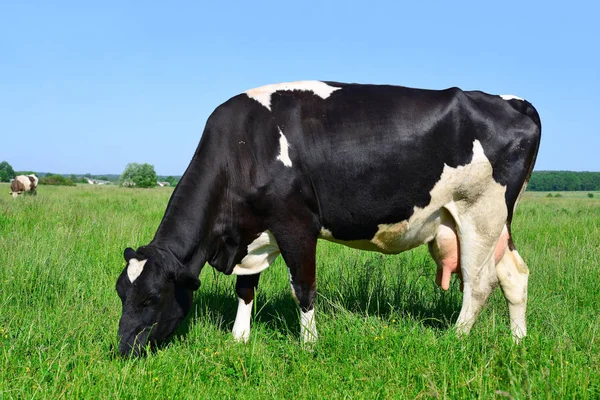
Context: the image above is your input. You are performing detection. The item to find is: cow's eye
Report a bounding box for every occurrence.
[140,295,158,307]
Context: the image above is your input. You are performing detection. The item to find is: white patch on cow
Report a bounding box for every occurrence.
[245,81,341,111]
[500,94,524,101]
[232,298,253,343]
[127,258,147,283]
[232,231,280,275]
[300,308,318,343]
[276,127,293,167]
[16,176,28,187]
[318,139,506,256]
[16,175,32,190]
[471,139,486,161]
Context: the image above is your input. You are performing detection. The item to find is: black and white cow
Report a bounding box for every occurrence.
[10,174,38,197]
[116,81,541,356]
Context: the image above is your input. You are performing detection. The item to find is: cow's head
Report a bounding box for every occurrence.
[115,246,200,357]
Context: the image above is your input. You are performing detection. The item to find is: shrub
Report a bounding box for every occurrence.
[589,193,594,198]
[39,174,76,186]
[119,163,157,188]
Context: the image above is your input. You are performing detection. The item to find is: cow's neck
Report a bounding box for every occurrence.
[150,155,221,276]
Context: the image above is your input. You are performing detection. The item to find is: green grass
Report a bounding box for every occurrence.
[1,184,599,399]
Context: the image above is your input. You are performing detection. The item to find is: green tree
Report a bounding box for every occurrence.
[119,163,157,188]
[0,161,15,182]
[165,176,179,186]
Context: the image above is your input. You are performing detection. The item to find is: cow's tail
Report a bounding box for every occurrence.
[504,99,542,248]
[507,99,542,185]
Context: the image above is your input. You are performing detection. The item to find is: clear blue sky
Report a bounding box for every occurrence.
[1,1,598,175]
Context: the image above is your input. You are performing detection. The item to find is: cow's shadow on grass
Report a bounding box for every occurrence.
[174,257,464,341]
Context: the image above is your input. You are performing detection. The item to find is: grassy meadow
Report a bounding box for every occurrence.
[1,184,599,399]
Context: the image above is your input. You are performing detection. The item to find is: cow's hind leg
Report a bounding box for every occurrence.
[496,240,529,340]
[447,200,507,336]
[232,274,260,343]
[273,224,319,344]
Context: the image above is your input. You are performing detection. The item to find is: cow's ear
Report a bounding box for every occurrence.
[174,268,201,291]
[124,247,138,262]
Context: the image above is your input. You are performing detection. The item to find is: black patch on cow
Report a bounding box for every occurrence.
[10,179,25,193]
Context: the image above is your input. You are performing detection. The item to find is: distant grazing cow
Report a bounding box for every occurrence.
[115,81,541,356]
[10,174,38,198]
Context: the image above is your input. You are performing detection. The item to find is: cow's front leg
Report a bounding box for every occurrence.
[275,228,318,344]
[293,271,317,344]
[232,274,260,343]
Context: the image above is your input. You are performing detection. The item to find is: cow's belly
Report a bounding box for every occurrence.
[319,208,442,254]
[317,139,507,255]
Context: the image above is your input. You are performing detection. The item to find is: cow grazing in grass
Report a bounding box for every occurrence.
[116,81,541,356]
[10,174,38,198]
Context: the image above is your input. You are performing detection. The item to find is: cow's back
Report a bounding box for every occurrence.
[239,82,540,242]
[203,82,540,242]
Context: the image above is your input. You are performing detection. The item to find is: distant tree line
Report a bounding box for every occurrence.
[528,171,600,191]
[0,160,182,189]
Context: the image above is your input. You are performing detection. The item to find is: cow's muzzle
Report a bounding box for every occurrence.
[118,329,151,357]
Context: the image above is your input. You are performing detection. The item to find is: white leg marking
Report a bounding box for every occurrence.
[289,273,317,343]
[232,298,253,343]
[289,271,299,304]
[455,257,498,336]
[276,127,292,167]
[245,81,341,111]
[300,308,318,344]
[127,258,147,283]
[455,283,475,336]
[496,249,529,340]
